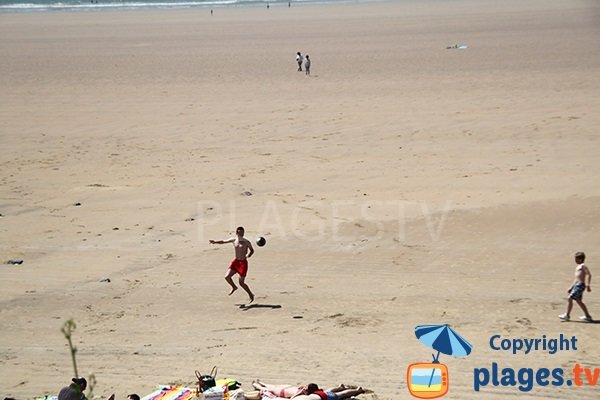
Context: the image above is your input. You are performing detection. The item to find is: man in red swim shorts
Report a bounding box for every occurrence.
[209,226,255,303]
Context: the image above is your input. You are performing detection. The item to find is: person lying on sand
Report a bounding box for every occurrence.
[252,380,365,399]
[252,380,307,398]
[306,383,365,400]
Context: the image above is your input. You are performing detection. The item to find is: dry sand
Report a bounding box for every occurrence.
[1,0,600,399]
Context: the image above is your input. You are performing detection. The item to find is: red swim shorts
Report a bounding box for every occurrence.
[228,259,248,277]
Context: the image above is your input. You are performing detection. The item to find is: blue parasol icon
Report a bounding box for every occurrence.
[415,324,473,387]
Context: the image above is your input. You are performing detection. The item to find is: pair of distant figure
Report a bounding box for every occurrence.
[296,52,311,75]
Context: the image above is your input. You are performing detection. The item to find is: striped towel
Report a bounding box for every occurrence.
[141,386,196,400]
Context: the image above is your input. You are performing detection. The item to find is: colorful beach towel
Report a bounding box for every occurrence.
[141,386,196,400]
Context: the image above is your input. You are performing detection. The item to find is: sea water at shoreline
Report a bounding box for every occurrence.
[0,0,370,13]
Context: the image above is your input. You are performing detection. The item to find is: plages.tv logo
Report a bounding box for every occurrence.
[407,324,473,399]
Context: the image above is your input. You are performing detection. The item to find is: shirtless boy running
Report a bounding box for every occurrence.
[210,226,255,303]
[559,252,592,322]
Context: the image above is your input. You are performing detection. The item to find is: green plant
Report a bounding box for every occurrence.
[61,319,79,377]
[61,319,96,399]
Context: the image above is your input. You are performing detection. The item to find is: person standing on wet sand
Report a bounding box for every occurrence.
[209,226,255,303]
[305,54,311,76]
[296,52,303,71]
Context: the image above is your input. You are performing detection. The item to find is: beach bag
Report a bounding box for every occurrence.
[196,366,217,393]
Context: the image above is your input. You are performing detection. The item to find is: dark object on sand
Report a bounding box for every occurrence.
[196,367,218,393]
[7,259,24,265]
[256,236,267,247]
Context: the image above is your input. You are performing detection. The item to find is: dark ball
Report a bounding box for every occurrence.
[256,236,266,247]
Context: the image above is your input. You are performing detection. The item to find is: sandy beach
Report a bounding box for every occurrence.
[1,0,600,399]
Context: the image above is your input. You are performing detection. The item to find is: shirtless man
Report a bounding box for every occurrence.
[252,380,364,400]
[305,383,365,400]
[559,252,592,322]
[210,226,255,303]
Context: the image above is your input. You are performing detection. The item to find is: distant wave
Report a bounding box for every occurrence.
[1,0,241,11]
[0,0,353,12]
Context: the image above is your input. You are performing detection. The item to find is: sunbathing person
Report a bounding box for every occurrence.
[252,381,364,399]
[306,383,365,400]
[242,389,294,400]
[252,380,307,398]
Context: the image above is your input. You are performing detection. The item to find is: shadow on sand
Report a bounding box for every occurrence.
[560,318,600,324]
[237,303,282,311]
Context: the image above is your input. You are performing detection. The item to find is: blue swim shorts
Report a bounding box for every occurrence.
[569,282,586,301]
